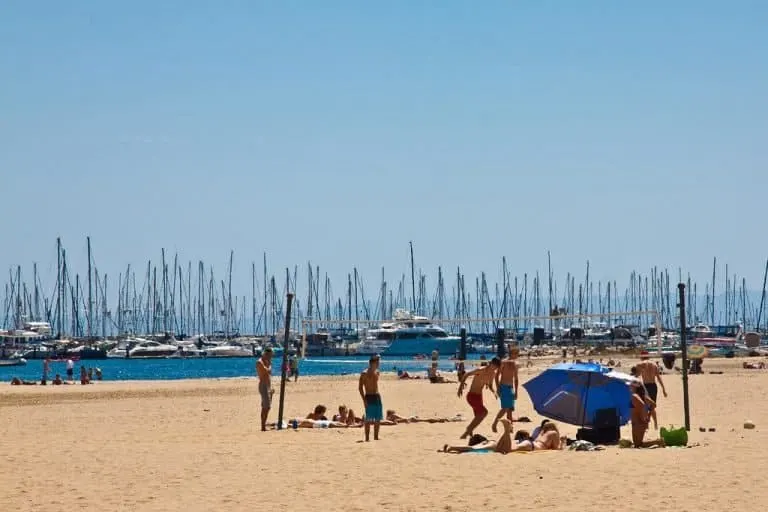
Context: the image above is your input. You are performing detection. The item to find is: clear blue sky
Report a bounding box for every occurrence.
[1,1,766,298]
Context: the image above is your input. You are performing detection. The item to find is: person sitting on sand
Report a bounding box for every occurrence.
[631,383,664,448]
[53,374,63,385]
[80,366,90,385]
[333,405,362,426]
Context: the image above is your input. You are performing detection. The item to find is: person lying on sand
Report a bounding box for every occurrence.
[385,409,463,424]
[743,361,766,370]
[507,422,566,452]
[441,419,564,454]
[397,370,421,380]
[268,418,351,429]
[10,377,37,385]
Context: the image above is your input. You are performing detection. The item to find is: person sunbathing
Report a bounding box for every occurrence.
[442,422,564,454]
[306,404,329,421]
[508,421,566,452]
[397,370,421,380]
[333,405,363,426]
[10,377,37,385]
[743,361,766,370]
[385,409,461,424]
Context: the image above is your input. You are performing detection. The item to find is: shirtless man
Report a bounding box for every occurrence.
[491,346,519,433]
[359,355,383,441]
[457,357,501,439]
[636,351,667,403]
[256,347,274,432]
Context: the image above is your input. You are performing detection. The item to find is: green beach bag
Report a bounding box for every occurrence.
[660,426,688,447]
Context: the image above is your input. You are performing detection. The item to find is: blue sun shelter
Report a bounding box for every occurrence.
[523,362,638,428]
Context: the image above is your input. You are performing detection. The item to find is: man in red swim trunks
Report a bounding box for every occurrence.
[457,357,501,439]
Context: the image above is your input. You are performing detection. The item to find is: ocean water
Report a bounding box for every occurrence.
[0,355,466,383]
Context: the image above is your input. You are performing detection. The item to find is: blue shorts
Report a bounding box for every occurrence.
[499,384,515,410]
[364,393,383,422]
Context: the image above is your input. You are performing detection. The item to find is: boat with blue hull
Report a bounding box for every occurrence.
[358,309,461,356]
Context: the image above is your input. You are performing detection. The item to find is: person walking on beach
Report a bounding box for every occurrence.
[636,351,667,403]
[491,347,519,433]
[256,347,274,431]
[358,355,383,441]
[457,357,501,439]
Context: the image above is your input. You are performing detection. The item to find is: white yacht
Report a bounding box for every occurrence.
[362,309,461,356]
[128,340,179,358]
[205,341,254,358]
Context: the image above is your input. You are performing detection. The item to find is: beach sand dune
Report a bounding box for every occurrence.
[2,358,767,511]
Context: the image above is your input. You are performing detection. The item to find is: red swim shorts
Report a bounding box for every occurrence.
[466,392,487,415]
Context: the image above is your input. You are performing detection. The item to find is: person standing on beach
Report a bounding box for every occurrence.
[636,351,667,403]
[256,348,274,431]
[66,358,74,382]
[457,357,501,439]
[491,347,519,433]
[42,357,50,385]
[358,355,383,441]
[289,354,299,382]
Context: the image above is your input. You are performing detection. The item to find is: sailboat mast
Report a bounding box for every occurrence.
[86,236,92,338]
[409,241,416,313]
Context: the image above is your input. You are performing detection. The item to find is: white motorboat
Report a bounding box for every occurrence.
[204,342,254,358]
[128,340,179,358]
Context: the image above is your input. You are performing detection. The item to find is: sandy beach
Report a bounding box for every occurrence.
[2,357,767,512]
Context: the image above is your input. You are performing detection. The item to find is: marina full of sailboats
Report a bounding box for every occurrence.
[3,238,768,363]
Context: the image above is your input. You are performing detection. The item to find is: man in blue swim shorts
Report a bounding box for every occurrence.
[359,355,383,441]
[492,345,519,433]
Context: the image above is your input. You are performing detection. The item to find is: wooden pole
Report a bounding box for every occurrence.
[276,293,294,430]
[677,283,690,431]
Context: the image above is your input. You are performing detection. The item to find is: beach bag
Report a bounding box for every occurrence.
[662,353,675,370]
[660,426,688,447]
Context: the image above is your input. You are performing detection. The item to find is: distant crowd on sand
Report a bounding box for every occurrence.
[256,347,462,441]
[255,345,671,449]
[10,357,102,386]
[441,347,669,453]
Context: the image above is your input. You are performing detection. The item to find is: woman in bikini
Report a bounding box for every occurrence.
[441,419,564,454]
[508,421,565,451]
